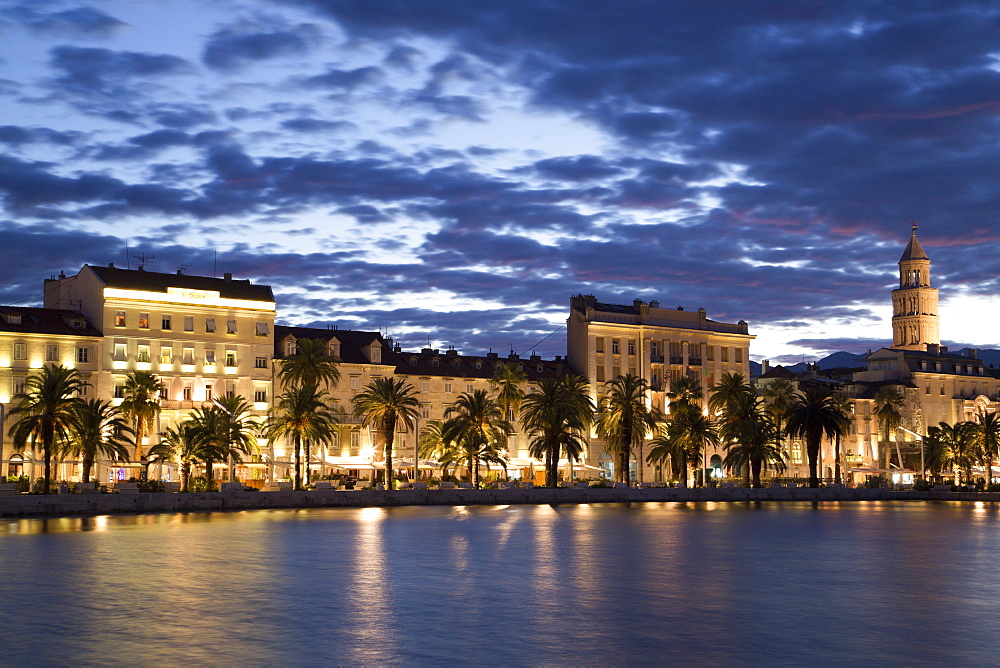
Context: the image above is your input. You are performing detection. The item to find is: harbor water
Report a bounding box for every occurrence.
[2,501,999,665]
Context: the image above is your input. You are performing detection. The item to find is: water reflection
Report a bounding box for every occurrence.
[3,502,1000,664]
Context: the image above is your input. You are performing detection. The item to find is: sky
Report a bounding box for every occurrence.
[1,0,999,364]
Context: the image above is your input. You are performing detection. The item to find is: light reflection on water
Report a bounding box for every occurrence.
[2,501,1000,664]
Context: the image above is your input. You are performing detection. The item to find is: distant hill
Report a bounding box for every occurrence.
[751,347,1000,378]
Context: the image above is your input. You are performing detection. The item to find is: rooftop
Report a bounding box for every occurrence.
[82,264,274,302]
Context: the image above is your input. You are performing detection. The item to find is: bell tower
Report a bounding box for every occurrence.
[891,224,939,351]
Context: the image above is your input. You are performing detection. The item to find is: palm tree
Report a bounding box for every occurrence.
[277,337,341,389]
[940,420,978,484]
[874,386,905,471]
[647,409,719,486]
[595,374,656,485]
[119,370,165,462]
[720,393,785,488]
[667,375,703,415]
[974,411,1000,486]
[829,392,853,484]
[786,385,850,487]
[443,389,512,488]
[710,373,755,484]
[212,393,262,483]
[490,361,527,422]
[922,425,951,483]
[267,384,339,490]
[187,405,226,487]
[761,378,796,468]
[148,422,213,492]
[419,420,463,478]
[63,399,134,484]
[520,374,594,486]
[7,364,86,493]
[353,376,420,490]
[277,337,341,480]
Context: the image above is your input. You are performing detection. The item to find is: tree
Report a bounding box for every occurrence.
[786,385,850,488]
[720,393,785,488]
[829,392,853,484]
[520,374,594,486]
[940,420,978,484]
[419,420,463,477]
[874,386,905,471]
[63,399,133,484]
[922,424,951,483]
[267,384,339,490]
[595,374,656,485]
[277,337,341,389]
[353,376,420,490]
[213,393,262,483]
[490,361,527,422]
[7,364,85,493]
[974,411,1000,486]
[119,370,165,462]
[443,389,512,488]
[148,422,223,492]
[647,409,719,486]
[667,375,703,414]
[710,373,755,484]
[761,378,796,468]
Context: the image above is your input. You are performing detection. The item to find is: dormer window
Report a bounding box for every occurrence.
[475,361,482,369]
[370,346,380,363]
[285,339,296,356]
[7,314,21,325]
[329,342,341,359]
[431,359,439,367]
[409,357,417,366]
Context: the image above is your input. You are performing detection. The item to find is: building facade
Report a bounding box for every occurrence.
[567,294,754,481]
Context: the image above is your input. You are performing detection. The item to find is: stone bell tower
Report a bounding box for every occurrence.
[891,225,939,351]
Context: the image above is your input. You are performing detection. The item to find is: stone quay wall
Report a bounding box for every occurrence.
[1,486,998,518]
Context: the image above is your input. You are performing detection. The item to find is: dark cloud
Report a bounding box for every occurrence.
[280,118,355,133]
[0,125,81,146]
[296,65,383,90]
[5,5,127,37]
[49,46,191,94]
[203,22,321,71]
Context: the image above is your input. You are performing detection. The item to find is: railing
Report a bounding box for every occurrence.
[650,353,664,363]
[688,357,702,365]
[669,356,683,364]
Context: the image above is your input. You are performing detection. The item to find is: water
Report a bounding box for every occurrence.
[2,501,999,665]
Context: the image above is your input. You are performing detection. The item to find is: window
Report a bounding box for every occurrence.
[444,382,453,393]
[706,346,714,361]
[329,342,341,358]
[350,376,361,390]
[160,347,173,364]
[205,318,216,333]
[159,386,168,400]
[205,383,213,401]
[183,348,195,365]
[225,351,237,367]
[628,341,635,356]
[13,342,27,360]
[12,376,26,396]
[735,348,744,363]
[113,343,127,362]
[612,340,620,355]
[137,345,150,363]
[138,313,149,329]
[721,347,729,363]
[77,347,90,363]
[255,322,269,337]
[421,404,430,419]
[466,383,474,393]
[475,361,482,369]
[227,319,237,334]
[161,315,172,330]
[46,344,59,362]
[79,382,89,397]
[184,316,194,332]
[7,314,21,325]
[114,383,125,399]
[350,431,360,456]
[226,381,236,395]
[431,359,440,367]
[421,381,429,392]
[115,311,126,327]
[285,340,296,356]
[205,349,216,365]
[596,366,605,382]
[254,387,267,403]
[596,339,604,353]
[370,346,380,363]
[255,356,268,369]
[182,384,192,401]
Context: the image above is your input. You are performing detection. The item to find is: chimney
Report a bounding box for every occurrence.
[969,348,979,359]
[649,300,659,309]
[108,262,115,268]
[224,272,232,281]
[762,360,770,373]
[927,343,940,355]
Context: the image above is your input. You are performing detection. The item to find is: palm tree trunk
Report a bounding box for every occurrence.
[385,431,393,490]
[808,439,819,488]
[294,433,302,490]
[473,456,480,488]
[304,438,312,487]
[752,458,762,488]
[82,456,93,485]
[134,423,145,462]
[43,423,53,494]
[834,434,842,484]
[181,461,190,492]
[637,441,644,484]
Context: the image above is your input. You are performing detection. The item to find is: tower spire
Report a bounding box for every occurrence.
[891,225,939,350]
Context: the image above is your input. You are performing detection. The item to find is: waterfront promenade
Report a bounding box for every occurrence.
[0,485,996,517]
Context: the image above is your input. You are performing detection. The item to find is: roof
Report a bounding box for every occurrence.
[758,365,797,380]
[899,229,929,262]
[0,306,102,337]
[275,325,385,365]
[86,264,274,302]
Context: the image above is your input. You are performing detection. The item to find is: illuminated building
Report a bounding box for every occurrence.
[566,295,754,481]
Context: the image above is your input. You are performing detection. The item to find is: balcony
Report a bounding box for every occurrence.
[669,356,684,364]
[650,353,664,363]
[688,357,702,366]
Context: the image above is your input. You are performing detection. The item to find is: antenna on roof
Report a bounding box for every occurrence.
[125,239,130,270]
[133,253,155,271]
[176,265,189,275]
[213,250,218,278]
